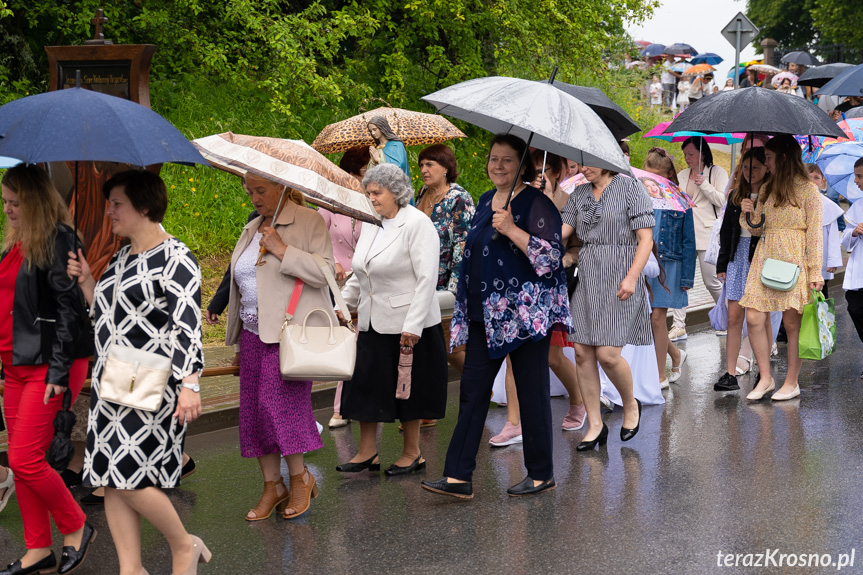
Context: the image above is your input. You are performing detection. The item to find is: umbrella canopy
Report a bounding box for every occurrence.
[796,118,863,162]
[550,81,640,139]
[671,62,692,73]
[684,64,715,76]
[640,44,666,58]
[771,71,799,88]
[634,40,652,48]
[781,51,820,67]
[0,87,207,166]
[663,43,698,56]
[845,107,863,119]
[691,53,723,66]
[193,132,379,223]
[666,87,846,138]
[0,155,20,168]
[421,76,631,174]
[817,63,863,97]
[797,63,854,87]
[748,64,781,74]
[644,121,745,144]
[816,142,863,202]
[630,167,692,212]
[311,107,466,154]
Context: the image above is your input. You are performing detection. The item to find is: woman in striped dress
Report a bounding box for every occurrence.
[561,166,655,450]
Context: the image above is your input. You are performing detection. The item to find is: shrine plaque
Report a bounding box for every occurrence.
[58,61,132,99]
[45,44,155,106]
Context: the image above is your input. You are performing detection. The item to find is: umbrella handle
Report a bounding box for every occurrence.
[746,212,765,228]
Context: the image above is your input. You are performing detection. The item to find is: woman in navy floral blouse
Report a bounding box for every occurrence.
[422,134,572,500]
[415,144,476,375]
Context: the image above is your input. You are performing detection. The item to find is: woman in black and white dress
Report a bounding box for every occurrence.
[68,170,211,575]
[561,166,655,451]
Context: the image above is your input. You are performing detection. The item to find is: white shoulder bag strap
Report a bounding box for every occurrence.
[312,253,356,333]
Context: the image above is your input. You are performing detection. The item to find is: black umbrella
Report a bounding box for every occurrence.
[667,87,845,228]
[551,81,640,139]
[663,43,698,56]
[797,63,854,87]
[780,51,820,67]
[47,389,76,471]
[816,63,863,97]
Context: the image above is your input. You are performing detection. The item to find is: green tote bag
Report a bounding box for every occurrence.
[799,290,836,360]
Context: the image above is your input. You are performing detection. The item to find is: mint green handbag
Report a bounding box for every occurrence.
[760,258,801,292]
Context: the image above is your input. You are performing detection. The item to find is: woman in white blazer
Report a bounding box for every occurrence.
[670,136,730,337]
[336,163,447,476]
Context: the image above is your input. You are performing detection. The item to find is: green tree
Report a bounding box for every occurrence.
[746,0,817,51]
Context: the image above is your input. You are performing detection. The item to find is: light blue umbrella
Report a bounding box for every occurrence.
[0,155,21,168]
[816,142,863,202]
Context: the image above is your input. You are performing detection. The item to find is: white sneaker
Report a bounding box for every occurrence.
[715,330,727,336]
[771,343,779,357]
[669,350,687,383]
[599,395,614,411]
[659,379,670,390]
[668,326,687,341]
[0,467,14,514]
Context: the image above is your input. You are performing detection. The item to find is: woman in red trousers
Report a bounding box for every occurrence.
[0,165,96,575]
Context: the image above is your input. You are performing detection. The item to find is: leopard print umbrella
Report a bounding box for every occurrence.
[311,107,467,154]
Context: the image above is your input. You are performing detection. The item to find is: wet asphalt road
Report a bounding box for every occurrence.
[3,291,863,574]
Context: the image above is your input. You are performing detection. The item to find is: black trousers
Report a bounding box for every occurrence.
[443,321,553,482]
[846,289,863,343]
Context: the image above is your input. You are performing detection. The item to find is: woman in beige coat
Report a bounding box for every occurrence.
[225,173,337,521]
[670,136,730,340]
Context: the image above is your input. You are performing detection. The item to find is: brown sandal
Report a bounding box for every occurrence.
[282,466,319,520]
[246,477,289,521]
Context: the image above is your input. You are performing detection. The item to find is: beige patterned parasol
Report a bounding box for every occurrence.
[311,107,467,154]
[192,132,379,224]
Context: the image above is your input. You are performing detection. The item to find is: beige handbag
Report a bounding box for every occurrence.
[279,254,356,382]
[99,249,173,412]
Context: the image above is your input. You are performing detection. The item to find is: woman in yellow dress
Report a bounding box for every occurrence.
[740,135,823,402]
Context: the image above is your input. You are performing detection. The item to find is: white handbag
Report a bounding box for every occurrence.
[703,201,725,266]
[279,254,357,382]
[99,250,173,412]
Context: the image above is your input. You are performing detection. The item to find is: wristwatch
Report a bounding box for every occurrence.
[182,382,201,393]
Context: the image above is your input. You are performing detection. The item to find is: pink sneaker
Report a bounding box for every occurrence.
[562,403,586,431]
[489,421,523,447]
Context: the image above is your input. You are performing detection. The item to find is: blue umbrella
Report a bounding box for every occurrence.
[0,87,207,166]
[0,156,20,168]
[691,53,723,66]
[817,63,863,97]
[816,142,863,202]
[640,43,666,58]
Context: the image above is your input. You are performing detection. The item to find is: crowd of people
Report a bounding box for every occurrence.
[2,107,863,571]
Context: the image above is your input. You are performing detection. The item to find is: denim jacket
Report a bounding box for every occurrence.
[653,208,696,289]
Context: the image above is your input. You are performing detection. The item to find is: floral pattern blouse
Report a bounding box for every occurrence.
[416,183,476,294]
[450,186,573,359]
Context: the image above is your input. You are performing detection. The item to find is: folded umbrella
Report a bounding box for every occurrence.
[193,132,379,224]
[816,142,863,202]
[781,51,820,67]
[311,107,466,154]
[817,63,863,97]
[797,63,854,88]
[46,389,76,472]
[551,81,640,139]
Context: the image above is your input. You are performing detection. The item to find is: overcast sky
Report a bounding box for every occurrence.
[626,0,759,78]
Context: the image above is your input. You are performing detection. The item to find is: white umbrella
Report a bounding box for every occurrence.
[421,75,630,174]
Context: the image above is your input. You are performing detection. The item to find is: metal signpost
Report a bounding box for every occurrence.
[721,11,759,173]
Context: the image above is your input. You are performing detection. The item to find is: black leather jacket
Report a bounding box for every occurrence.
[716,202,760,275]
[2,223,93,387]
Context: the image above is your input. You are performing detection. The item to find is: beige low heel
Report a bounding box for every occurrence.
[181,536,211,575]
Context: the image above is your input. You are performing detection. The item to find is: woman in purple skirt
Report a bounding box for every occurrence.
[224,173,338,521]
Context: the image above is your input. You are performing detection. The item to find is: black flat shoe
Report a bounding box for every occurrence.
[420,477,473,499]
[506,476,556,497]
[0,553,56,575]
[58,522,97,574]
[80,492,104,506]
[336,453,380,473]
[576,423,608,451]
[620,399,642,442]
[180,456,197,480]
[714,372,740,391]
[60,469,82,489]
[384,455,426,476]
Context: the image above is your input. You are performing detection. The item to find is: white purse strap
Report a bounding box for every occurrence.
[312,254,355,333]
